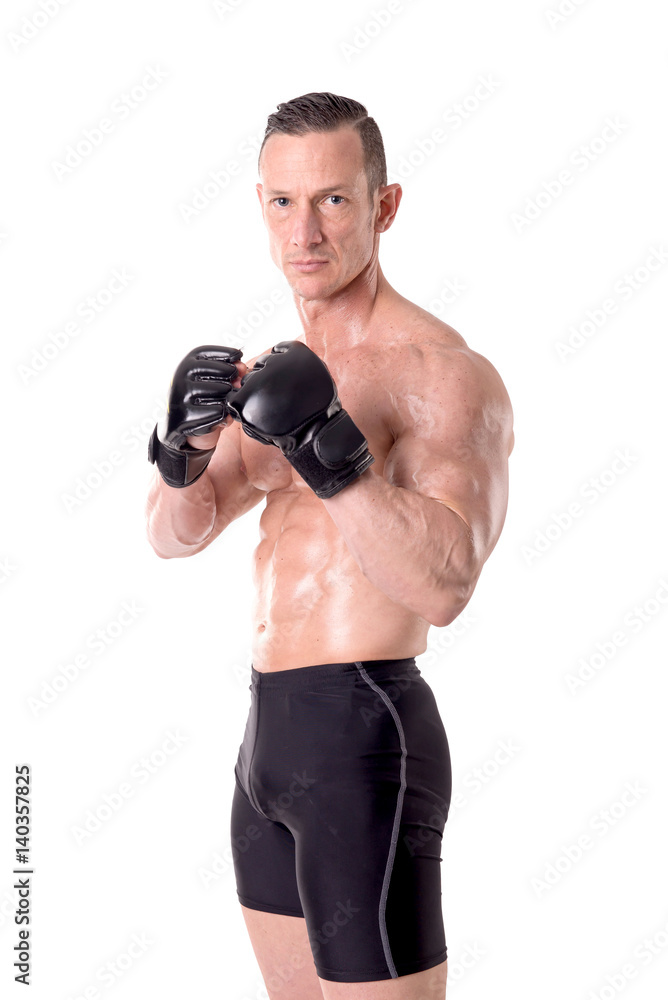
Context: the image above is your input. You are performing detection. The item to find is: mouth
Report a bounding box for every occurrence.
[289,260,329,272]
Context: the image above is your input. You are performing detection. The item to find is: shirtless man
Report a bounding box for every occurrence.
[146,93,513,999]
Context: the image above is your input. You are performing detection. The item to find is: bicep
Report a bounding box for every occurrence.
[383,351,513,560]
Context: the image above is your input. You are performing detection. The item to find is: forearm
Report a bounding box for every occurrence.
[322,469,480,627]
[145,469,218,559]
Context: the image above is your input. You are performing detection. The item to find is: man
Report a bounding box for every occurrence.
[146,92,513,998]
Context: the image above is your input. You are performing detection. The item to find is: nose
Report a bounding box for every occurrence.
[291,204,322,248]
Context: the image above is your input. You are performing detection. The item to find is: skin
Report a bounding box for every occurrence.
[146,126,514,999]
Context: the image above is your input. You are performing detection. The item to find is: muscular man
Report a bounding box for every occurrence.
[146,93,514,999]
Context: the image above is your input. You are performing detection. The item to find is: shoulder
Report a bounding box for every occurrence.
[374,301,513,444]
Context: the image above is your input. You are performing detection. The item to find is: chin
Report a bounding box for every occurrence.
[286,275,338,302]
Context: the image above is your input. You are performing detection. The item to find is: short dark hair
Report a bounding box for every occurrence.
[258,92,387,200]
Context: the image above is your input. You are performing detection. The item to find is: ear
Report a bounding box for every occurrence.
[375,183,402,234]
[256,183,265,219]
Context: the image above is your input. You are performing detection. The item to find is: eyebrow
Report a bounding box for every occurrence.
[263,185,355,196]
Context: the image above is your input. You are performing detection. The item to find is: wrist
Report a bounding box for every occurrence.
[287,409,374,499]
[148,425,215,488]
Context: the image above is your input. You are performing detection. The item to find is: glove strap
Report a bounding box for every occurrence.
[148,425,215,489]
[286,410,374,499]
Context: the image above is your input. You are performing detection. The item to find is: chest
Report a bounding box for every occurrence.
[239,352,397,494]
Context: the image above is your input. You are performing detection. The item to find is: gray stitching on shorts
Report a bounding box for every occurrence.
[354,662,407,979]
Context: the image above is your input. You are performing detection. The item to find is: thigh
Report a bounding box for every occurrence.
[240,905,325,1000]
[230,775,304,917]
[294,667,451,982]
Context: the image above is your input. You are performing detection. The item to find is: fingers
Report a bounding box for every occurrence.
[186,424,225,450]
[233,360,248,387]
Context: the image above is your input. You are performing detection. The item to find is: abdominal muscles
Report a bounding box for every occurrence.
[250,485,428,671]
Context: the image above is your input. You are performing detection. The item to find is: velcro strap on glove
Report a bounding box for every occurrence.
[148,425,215,489]
[286,410,374,499]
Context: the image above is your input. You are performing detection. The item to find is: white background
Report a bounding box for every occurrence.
[1,1,667,997]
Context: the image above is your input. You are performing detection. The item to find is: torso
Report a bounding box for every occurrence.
[239,294,469,672]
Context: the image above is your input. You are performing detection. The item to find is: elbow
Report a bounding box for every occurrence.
[426,592,472,629]
[426,560,482,628]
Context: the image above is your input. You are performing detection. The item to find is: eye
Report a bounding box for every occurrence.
[273,197,290,208]
[326,195,345,205]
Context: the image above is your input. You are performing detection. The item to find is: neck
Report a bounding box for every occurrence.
[293,255,391,356]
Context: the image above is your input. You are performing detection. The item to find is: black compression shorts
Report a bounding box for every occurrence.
[231,657,452,983]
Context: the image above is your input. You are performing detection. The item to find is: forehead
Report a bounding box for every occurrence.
[259,128,367,193]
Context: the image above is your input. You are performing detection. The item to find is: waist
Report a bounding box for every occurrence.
[250,657,419,693]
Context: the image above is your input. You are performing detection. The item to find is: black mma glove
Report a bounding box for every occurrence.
[225,340,374,499]
[148,345,243,488]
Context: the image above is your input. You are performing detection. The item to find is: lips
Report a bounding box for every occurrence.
[290,260,329,272]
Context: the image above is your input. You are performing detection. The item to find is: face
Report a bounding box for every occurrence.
[257,128,382,302]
